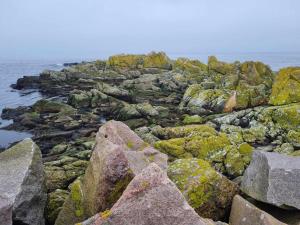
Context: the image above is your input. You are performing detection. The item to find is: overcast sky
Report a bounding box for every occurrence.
[0,0,299,60]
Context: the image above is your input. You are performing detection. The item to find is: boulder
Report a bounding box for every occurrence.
[0,139,46,225]
[229,195,287,225]
[241,151,300,209]
[108,52,172,70]
[168,158,239,220]
[80,163,215,225]
[269,67,300,105]
[55,120,167,225]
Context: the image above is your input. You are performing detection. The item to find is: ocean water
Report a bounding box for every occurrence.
[0,52,299,149]
[0,60,64,149]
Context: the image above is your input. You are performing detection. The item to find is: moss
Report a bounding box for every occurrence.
[174,58,207,75]
[269,67,300,105]
[271,104,300,131]
[100,210,112,219]
[208,56,235,75]
[286,130,300,147]
[242,125,267,143]
[107,170,133,206]
[168,158,218,209]
[143,52,171,69]
[155,131,231,161]
[33,99,76,114]
[224,143,253,177]
[183,115,204,125]
[156,124,217,139]
[107,52,171,70]
[126,140,134,149]
[70,179,84,217]
[154,138,187,158]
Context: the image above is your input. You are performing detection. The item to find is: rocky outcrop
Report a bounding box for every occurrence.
[180,58,274,115]
[0,139,46,225]
[80,163,216,225]
[168,158,239,220]
[107,51,172,70]
[229,195,287,225]
[55,120,167,225]
[269,67,300,105]
[154,124,253,177]
[241,151,300,209]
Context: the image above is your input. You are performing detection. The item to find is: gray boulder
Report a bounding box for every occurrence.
[80,163,216,225]
[0,138,46,225]
[230,195,287,225]
[241,151,300,209]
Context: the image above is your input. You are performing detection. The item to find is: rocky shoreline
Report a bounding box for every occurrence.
[0,52,300,225]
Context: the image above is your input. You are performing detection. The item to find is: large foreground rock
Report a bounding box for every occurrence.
[80,163,217,225]
[229,195,287,225]
[0,139,46,225]
[241,151,300,209]
[55,120,168,225]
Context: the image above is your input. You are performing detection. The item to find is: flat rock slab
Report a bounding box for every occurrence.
[0,138,46,225]
[241,151,300,209]
[230,195,287,225]
[80,163,215,225]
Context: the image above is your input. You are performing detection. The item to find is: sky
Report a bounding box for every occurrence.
[0,0,300,60]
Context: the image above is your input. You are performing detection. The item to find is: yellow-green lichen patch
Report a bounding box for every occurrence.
[183,115,204,125]
[70,179,84,217]
[174,58,207,75]
[155,124,217,139]
[100,210,112,219]
[154,131,230,162]
[269,67,300,105]
[271,104,300,131]
[224,143,253,177]
[168,158,218,209]
[126,140,134,149]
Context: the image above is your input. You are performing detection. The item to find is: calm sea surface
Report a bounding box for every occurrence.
[0,52,300,148]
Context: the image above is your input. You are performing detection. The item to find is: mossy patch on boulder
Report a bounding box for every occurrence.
[154,128,230,161]
[269,67,300,105]
[224,143,253,177]
[183,115,204,125]
[168,158,239,220]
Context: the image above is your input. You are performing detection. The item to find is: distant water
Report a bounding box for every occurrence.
[0,60,64,149]
[0,53,299,148]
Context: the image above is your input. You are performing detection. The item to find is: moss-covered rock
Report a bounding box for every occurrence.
[168,158,239,220]
[270,104,300,131]
[154,128,230,161]
[107,52,172,70]
[174,58,207,73]
[153,124,217,139]
[286,130,300,148]
[183,115,205,125]
[33,99,76,115]
[45,189,70,225]
[269,67,300,105]
[208,56,236,75]
[224,143,253,177]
